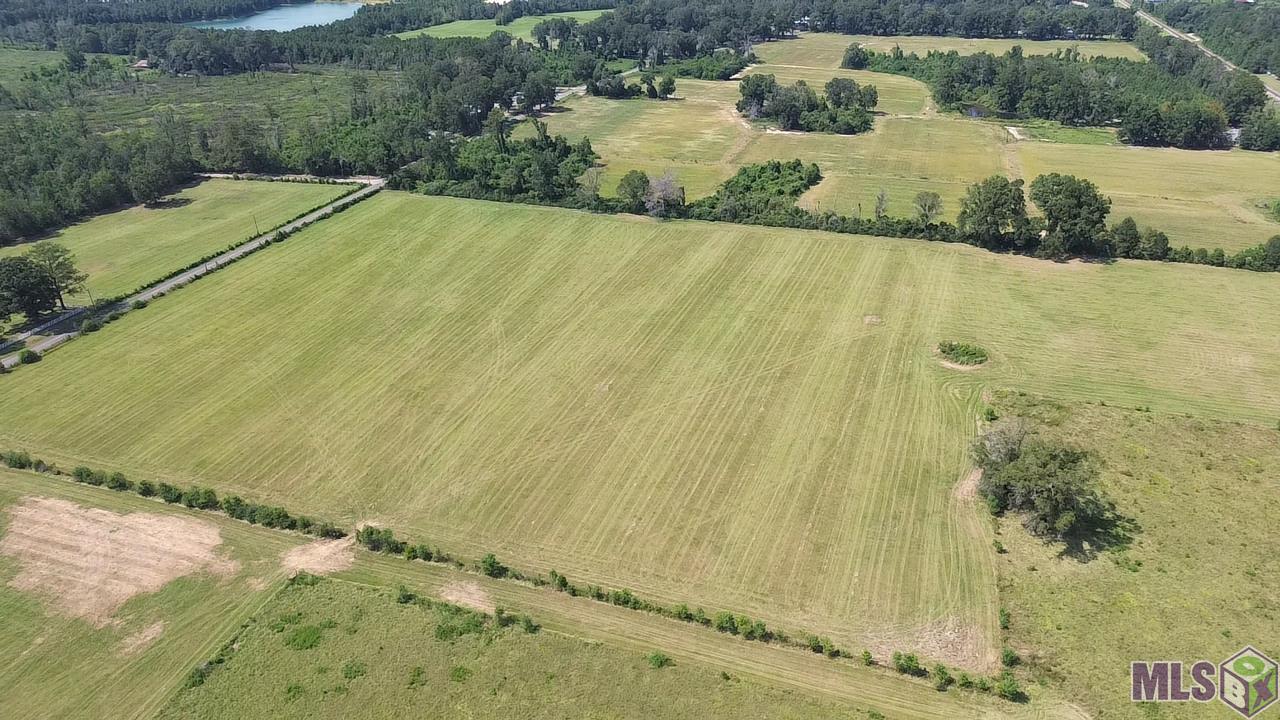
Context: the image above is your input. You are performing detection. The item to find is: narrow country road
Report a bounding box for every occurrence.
[1,175,383,370]
[1116,0,1280,105]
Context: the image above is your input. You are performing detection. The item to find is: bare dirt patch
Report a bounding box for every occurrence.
[438,580,494,614]
[938,358,986,371]
[118,621,165,656]
[0,497,237,627]
[954,468,983,501]
[280,537,355,576]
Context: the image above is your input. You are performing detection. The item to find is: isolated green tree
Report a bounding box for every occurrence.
[617,170,651,213]
[1029,173,1111,258]
[0,256,59,319]
[25,242,88,310]
[657,74,676,99]
[957,176,1029,250]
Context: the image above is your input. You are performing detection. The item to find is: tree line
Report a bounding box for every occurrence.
[401,144,1280,275]
[0,450,346,538]
[860,37,1271,150]
[546,0,1135,67]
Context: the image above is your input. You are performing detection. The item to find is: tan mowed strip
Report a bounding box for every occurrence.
[280,536,355,575]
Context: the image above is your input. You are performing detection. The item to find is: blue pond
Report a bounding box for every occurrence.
[188,2,362,31]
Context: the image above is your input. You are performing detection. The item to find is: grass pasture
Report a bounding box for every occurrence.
[395,10,609,40]
[0,47,66,83]
[2,194,1279,676]
[990,394,1280,719]
[0,468,303,720]
[755,33,1147,67]
[158,577,883,720]
[0,179,350,301]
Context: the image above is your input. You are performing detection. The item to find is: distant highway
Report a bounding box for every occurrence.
[1116,0,1280,105]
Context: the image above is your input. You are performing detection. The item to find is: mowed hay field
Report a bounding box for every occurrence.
[395,10,608,40]
[756,33,1146,69]
[541,33,1280,251]
[0,179,350,300]
[0,468,305,720]
[4,194,1280,669]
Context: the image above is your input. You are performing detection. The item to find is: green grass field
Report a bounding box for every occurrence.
[989,394,1280,719]
[158,577,886,720]
[395,10,609,40]
[3,194,1279,678]
[0,468,302,720]
[0,47,66,83]
[755,33,1146,68]
[538,36,1279,251]
[0,179,350,301]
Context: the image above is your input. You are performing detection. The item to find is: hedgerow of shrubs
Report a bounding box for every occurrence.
[5,450,345,539]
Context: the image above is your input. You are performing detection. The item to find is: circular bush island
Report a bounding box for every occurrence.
[937,341,988,367]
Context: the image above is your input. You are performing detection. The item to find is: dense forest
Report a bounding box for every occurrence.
[1146,0,1280,75]
[859,27,1270,149]
[0,113,192,242]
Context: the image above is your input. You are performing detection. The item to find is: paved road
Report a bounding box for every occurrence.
[1117,0,1280,105]
[1,176,383,370]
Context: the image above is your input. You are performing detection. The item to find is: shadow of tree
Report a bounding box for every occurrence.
[144,197,194,210]
[1055,503,1141,562]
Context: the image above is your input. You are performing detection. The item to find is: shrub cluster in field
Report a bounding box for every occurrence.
[972,419,1113,539]
[587,69,676,100]
[0,450,346,538]
[938,341,988,366]
[654,49,752,81]
[737,74,878,135]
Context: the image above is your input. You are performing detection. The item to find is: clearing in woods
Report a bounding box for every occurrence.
[0,179,351,301]
[2,194,1279,673]
[535,32,1280,251]
[394,10,610,40]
